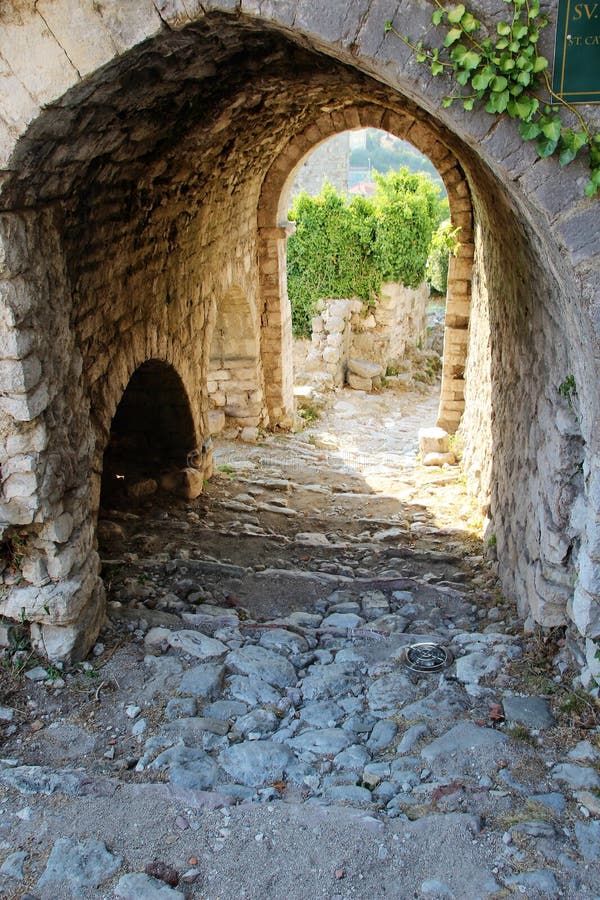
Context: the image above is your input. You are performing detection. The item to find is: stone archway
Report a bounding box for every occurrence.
[257,104,474,434]
[207,286,266,435]
[0,2,596,679]
[100,359,199,505]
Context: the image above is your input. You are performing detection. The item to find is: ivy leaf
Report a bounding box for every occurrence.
[462,13,480,32]
[384,20,393,33]
[456,68,471,85]
[584,180,598,197]
[472,69,494,90]
[463,97,476,110]
[485,90,509,113]
[536,135,558,157]
[497,21,511,35]
[432,8,445,25]
[559,145,578,166]
[442,97,454,108]
[508,96,537,119]
[444,27,462,46]
[491,75,509,92]
[431,60,444,76]
[541,117,562,141]
[557,126,587,166]
[589,166,600,186]
[517,70,532,86]
[447,4,466,23]
[519,120,541,140]
[512,23,528,40]
[533,55,549,73]
[461,50,482,70]
[499,55,516,72]
[516,54,533,70]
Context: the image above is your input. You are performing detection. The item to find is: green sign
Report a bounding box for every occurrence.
[553,0,600,103]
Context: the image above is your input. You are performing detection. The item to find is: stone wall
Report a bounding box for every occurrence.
[0,1,597,683]
[290,132,349,198]
[306,283,429,386]
[207,287,267,436]
[350,282,429,368]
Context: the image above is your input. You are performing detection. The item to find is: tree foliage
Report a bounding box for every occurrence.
[287,170,445,337]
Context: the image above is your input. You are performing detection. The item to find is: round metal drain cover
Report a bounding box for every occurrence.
[401,642,452,673]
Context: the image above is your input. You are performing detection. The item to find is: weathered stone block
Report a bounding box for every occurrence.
[418,427,449,455]
[30,579,106,662]
[572,584,600,638]
[0,356,42,393]
[347,358,383,379]
[208,409,225,434]
[347,372,372,391]
[177,467,203,500]
[423,451,456,467]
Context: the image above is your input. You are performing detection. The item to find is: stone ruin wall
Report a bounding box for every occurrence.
[0,1,597,685]
[207,288,267,438]
[306,283,429,387]
[290,132,349,199]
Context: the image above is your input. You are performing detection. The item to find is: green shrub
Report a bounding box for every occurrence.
[287,170,446,338]
[426,219,461,296]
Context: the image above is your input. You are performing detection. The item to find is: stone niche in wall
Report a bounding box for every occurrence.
[207,288,267,438]
[305,282,429,386]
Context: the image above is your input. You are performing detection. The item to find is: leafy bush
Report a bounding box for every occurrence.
[287,170,445,337]
[426,219,461,296]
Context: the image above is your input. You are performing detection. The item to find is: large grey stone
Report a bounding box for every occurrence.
[228,675,282,705]
[219,741,294,786]
[575,820,600,862]
[398,686,468,723]
[397,723,429,754]
[502,695,556,728]
[321,612,365,629]
[234,708,279,737]
[115,873,185,899]
[299,700,345,727]
[259,628,308,655]
[168,630,228,659]
[226,645,297,688]
[367,673,415,713]
[178,664,224,698]
[203,700,248,720]
[324,785,373,805]
[287,727,352,756]
[37,838,122,895]
[334,744,371,772]
[366,719,398,750]
[421,724,507,762]
[455,652,501,685]
[505,869,559,898]
[300,664,356,700]
[149,745,219,790]
[0,850,27,881]
[551,763,600,789]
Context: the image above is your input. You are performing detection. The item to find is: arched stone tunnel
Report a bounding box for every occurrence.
[0,1,598,681]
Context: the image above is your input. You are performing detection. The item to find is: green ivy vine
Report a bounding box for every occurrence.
[385,0,600,196]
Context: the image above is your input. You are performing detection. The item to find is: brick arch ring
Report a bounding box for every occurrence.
[256,103,474,433]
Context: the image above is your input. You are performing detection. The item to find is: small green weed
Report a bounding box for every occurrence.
[507,725,538,747]
[217,464,236,477]
[298,405,320,423]
[558,375,577,407]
